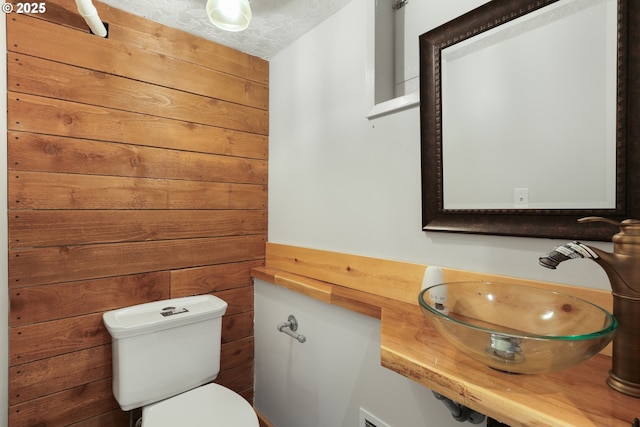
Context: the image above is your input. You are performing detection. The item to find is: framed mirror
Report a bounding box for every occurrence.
[420,0,639,241]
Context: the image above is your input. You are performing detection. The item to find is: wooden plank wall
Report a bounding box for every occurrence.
[6,0,268,425]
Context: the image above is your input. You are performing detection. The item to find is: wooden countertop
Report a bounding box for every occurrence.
[381,301,638,427]
[254,243,640,427]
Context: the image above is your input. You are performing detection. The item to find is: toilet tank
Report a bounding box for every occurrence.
[103,295,228,411]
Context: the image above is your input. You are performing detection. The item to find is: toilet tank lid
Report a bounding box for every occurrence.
[103,295,228,339]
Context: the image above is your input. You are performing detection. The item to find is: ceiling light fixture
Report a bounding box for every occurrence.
[206,0,252,32]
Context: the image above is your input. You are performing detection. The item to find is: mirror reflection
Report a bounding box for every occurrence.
[441,0,617,210]
[419,0,639,240]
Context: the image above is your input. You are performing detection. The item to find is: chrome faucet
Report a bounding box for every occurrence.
[539,217,640,398]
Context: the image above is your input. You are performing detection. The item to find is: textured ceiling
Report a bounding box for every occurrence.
[99,0,353,59]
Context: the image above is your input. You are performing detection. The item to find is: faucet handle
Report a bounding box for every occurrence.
[579,217,640,237]
[579,216,640,227]
[578,216,623,226]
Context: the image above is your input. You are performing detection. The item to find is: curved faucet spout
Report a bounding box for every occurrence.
[539,241,639,296]
[538,241,599,269]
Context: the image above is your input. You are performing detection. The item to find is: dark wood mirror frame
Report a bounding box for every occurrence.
[420,0,639,241]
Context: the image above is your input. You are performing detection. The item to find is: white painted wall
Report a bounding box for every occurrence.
[267,0,612,290]
[255,280,457,427]
[259,0,615,426]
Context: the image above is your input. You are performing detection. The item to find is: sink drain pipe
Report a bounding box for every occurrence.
[433,391,485,424]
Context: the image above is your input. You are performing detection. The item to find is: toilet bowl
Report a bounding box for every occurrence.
[103,295,258,427]
[142,383,258,426]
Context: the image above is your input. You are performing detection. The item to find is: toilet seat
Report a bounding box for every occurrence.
[142,383,259,427]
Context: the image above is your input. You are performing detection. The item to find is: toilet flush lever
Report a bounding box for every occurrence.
[277,315,306,343]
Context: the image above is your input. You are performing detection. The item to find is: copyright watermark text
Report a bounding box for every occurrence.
[3,2,47,14]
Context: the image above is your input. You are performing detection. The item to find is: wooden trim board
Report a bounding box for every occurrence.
[264,242,613,314]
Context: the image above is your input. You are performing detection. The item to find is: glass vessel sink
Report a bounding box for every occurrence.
[418,281,617,374]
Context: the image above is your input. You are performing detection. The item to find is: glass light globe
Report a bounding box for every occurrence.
[206,0,252,32]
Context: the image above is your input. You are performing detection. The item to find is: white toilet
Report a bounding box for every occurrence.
[103,295,259,427]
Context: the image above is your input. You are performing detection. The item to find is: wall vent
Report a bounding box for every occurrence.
[359,408,392,427]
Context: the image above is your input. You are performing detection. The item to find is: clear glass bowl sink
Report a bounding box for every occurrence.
[418,281,617,374]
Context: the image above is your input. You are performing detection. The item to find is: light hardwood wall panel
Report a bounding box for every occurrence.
[9,53,268,135]
[7,15,268,109]
[6,0,268,425]
[8,96,268,157]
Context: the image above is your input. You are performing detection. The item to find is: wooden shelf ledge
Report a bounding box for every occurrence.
[380,301,637,427]
[252,243,638,427]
